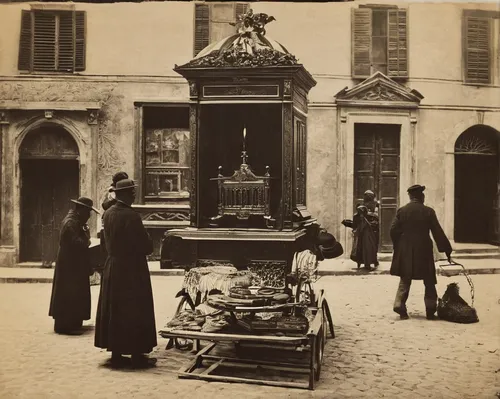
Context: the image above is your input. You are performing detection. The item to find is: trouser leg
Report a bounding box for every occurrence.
[424,279,438,315]
[393,278,411,314]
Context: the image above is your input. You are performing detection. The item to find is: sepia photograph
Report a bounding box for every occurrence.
[0,0,498,397]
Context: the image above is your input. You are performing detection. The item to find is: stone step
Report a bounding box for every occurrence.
[377,252,499,262]
[453,244,499,254]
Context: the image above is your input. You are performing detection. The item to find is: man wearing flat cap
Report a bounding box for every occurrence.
[390,184,452,320]
[95,178,157,368]
[49,197,99,334]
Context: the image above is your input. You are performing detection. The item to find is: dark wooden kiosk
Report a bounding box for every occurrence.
[159,11,337,390]
[161,14,318,274]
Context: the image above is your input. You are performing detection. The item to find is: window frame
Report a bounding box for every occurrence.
[462,10,500,86]
[18,6,86,74]
[352,4,408,80]
[135,102,192,204]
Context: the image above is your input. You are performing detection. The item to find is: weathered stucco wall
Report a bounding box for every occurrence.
[0,1,499,262]
[306,107,339,235]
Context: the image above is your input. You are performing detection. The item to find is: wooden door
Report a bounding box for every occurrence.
[354,123,400,252]
[20,160,79,263]
[455,154,498,244]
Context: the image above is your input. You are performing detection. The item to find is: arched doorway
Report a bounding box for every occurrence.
[19,125,80,264]
[454,125,499,245]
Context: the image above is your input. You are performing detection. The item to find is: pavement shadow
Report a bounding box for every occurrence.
[407,314,444,322]
[98,358,158,373]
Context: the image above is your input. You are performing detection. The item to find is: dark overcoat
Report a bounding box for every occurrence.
[49,210,91,322]
[94,202,157,355]
[351,214,378,265]
[390,200,452,284]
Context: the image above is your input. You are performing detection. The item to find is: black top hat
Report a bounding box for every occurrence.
[317,230,344,260]
[112,178,138,192]
[70,197,100,213]
[407,184,426,194]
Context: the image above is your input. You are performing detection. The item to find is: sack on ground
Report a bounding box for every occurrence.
[437,282,479,324]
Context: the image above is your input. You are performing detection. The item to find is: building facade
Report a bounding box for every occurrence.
[0,1,499,266]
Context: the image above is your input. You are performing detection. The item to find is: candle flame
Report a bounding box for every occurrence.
[243,126,247,139]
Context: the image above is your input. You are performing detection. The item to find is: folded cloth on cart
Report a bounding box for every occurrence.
[182,266,254,304]
[291,250,319,283]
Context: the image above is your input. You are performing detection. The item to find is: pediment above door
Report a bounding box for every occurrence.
[334,72,424,108]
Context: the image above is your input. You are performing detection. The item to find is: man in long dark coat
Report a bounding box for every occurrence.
[95,178,157,368]
[49,197,99,334]
[390,184,452,320]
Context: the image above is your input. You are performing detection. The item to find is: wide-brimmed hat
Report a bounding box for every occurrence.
[317,230,344,260]
[407,184,425,194]
[112,178,138,192]
[71,197,100,213]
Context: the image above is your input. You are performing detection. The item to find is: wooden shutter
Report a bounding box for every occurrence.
[18,10,32,71]
[58,11,74,72]
[464,15,491,84]
[352,8,372,78]
[194,4,209,56]
[387,9,408,78]
[75,11,86,71]
[33,11,56,72]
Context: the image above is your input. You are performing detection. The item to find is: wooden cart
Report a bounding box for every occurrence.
[160,273,335,390]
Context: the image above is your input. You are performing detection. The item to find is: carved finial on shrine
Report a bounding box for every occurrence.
[265,166,270,177]
[241,151,248,165]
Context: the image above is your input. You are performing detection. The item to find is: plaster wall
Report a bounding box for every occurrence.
[0,1,499,263]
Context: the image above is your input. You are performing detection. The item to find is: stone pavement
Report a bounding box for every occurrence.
[0,274,499,399]
[1,255,499,283]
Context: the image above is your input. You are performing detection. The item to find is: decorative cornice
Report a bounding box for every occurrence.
[0,101,101,111]
[335,71,424,109]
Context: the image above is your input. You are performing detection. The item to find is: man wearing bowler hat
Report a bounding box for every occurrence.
[95,178,157,368]
[390,184,452,320]
[49,197,99,334]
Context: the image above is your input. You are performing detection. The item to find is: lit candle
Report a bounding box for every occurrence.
[243,126,246,151]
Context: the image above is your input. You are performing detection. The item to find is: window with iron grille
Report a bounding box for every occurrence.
[18,9,86,73]
[194,2,249,56]
[463,10,500,85]
[351,5,408,79]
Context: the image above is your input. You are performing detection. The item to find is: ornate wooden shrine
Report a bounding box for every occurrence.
[161,10,318,270]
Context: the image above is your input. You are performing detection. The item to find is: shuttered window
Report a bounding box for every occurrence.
[463,15,491,84]
[351,6,408,79]
[18,10,86,73]
[194,2,249,57]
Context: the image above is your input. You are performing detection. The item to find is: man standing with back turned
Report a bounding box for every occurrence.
[390,184,452,320]
[95,178,157,368]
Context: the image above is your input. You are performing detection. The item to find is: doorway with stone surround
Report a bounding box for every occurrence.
[354,123,401,252]
[19,125,80,265]
[454,125,499,246]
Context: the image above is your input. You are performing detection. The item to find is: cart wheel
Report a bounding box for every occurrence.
[321,300,335,339]
[314,328,324,381]
[173,295,195,351]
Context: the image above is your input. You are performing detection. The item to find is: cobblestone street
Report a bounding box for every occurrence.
[0,274,498,399]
